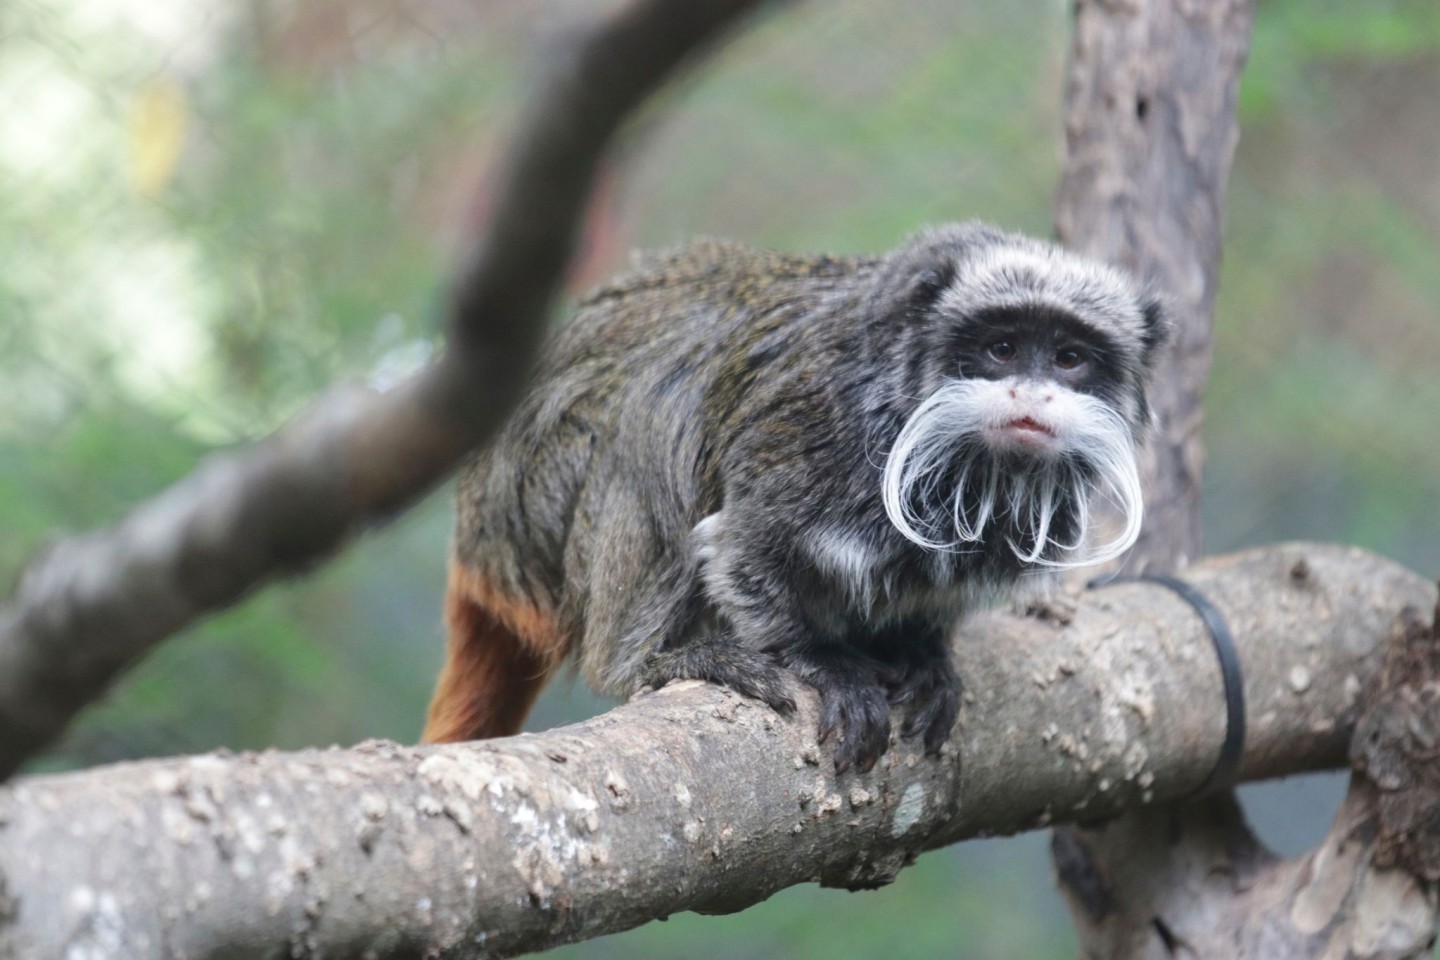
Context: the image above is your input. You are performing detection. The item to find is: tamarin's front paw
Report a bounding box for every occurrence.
[639,640,797,715]
[814,674,892,774]
[768,646,894,773]
[882,657,962,756]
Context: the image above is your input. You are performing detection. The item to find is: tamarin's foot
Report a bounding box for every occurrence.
[639,640,797,715]
[882,652,962,756]
[768,644,894,774]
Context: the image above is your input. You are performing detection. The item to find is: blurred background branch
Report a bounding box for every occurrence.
[0,0,776,781]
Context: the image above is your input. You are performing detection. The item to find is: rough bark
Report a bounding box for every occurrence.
[0,0,775,782]
[0,543,1430,959]
[1059,598,1440,960]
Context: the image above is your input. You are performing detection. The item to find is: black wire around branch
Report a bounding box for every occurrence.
[1090,572,1247,795]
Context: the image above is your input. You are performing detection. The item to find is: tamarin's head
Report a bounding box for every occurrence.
[870,223,1169,568]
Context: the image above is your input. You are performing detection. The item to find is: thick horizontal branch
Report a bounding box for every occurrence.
[0,543,1430,959]
[0,0,775,781]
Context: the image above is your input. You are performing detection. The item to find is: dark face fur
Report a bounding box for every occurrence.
[955,306,1129,413]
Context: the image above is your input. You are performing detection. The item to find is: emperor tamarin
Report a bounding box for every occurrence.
[422,222,1167,772]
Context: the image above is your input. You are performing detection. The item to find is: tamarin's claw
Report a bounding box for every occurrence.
[884,659,962,756]
[766,644,897,773]
[816,679,892,774]
[875,631,964,757]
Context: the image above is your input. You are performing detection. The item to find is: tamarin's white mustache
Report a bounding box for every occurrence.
[881,379,1144,568]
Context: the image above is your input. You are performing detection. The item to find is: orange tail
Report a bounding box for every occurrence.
[421,561,565,743]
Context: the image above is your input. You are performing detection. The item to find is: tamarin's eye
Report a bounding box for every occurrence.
[1054,347,1084,370]
[988,341,1016,362]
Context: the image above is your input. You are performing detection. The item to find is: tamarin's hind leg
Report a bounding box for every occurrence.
[421,562,564,744]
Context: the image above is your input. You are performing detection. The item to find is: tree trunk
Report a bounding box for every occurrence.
[1051,1,1440,955]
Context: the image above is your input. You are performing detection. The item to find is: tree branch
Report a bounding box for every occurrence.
[0,543,1430,959]
[0,0,776,782]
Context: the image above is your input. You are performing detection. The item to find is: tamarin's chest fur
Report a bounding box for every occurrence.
[425,224,1164,773]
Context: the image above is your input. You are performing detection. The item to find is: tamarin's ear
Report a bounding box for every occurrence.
[905,261,958,312]
[869,238,990,328]
[1138,294,1171,368]
[870,221,1007,321]
[865,253,956,329]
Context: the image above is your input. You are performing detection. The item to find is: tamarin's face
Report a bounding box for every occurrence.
[880,242,1164,569]
[943,304,1134,458]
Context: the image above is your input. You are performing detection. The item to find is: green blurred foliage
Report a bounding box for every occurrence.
[2,0,1439,956]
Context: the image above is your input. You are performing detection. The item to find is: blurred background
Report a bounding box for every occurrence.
[3,0,1439,956]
